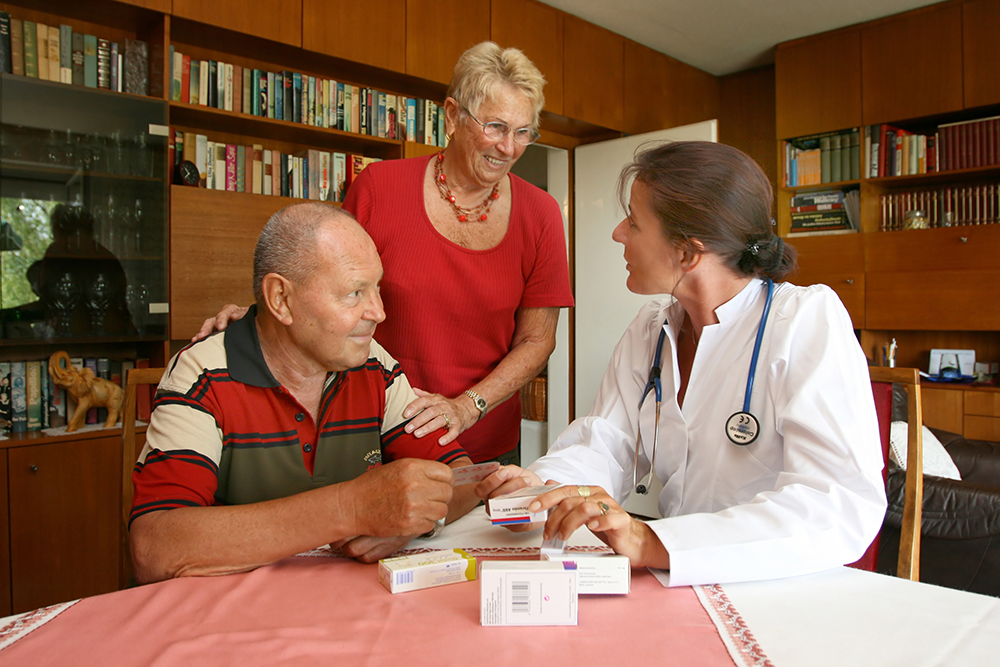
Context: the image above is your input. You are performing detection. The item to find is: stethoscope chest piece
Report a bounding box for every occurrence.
[726,411,760,446]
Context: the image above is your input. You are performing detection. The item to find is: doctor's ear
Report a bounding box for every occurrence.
[680,239,706,270]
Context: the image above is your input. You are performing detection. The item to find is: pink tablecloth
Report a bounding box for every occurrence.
[0,551,752,666]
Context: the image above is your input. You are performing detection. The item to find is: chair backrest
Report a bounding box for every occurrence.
[850,367,923,581]
[120,367,165,588]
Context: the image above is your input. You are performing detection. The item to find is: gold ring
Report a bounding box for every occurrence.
[598,501,610,516]
[442,413,452,428]
[577,486,591,498]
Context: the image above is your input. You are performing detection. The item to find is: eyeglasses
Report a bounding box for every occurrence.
[462,104,540,145]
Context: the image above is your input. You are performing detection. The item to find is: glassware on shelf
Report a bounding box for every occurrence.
[46,271,83,337]
[84,272,114,335]
[40,129,62,165]
[126,282,149,334]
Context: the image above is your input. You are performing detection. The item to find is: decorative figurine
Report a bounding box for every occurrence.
[47,351,123,432]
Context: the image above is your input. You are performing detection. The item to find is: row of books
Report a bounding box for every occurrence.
[788,189,861,236]
[0,10,148,95]
[0,357,152,435]
[937,116,1000,172]
[781,129,861,187]
[171,130,381,201]
[168,48,448,146]
[864,125,937,178]
[879,183,1000,231]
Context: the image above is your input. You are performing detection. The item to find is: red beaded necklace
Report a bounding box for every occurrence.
[433,152,500,223]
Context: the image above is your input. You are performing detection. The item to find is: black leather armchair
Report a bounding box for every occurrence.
[876,388,1000,597]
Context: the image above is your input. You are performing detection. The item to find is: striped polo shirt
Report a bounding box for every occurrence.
[130,306,467,525]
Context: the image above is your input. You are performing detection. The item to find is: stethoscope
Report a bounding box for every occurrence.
[632,278,775,495]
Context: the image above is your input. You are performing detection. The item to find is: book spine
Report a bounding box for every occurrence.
[96,358,110,424]
[96,38,110,90]
[233,64,242,113]
[195,134,208,187]
[40,359,49,428]
[110,41,119,91]
[252,144,263,194]
[84,359,98,423]
[214,142,226,190]
[849,129,861,180]
[35,22,48,80]
[267,71,275,118]
[263,149,273,194]
[225,144,237,191]
[180,54,191,103]
[47,25,60,83]
[26,361,42,431]
[10,17,23,76]
[47,364,66,428]
[23,20,37,78]
[236,144,246,192]
[242,67,251,113]
[209,60,219,108]
[0,12,10,75]
[57,24,71,82]
[225,63,234,112]
[215,60,224,109]
[0,361,10,435]
[10,361,26,433]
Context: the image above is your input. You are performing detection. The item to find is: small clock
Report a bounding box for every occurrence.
[175,160,201,186]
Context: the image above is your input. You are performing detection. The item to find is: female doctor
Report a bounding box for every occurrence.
[476,141,887,587]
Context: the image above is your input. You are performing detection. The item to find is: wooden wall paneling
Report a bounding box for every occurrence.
[491,0,565,116]
[775,28,862,139]
[720,65,777,196]
[562,15,624,131]
[623,41,678,134]
[861,3,963,125]
[921,386,964,433]
[302,0,406,73]
[865,270,1000,331]
[169,187,338,339]
[0,452,9,618]
[962,0,1000,109]
[406,0,491,84]
[674,61,720,128]
[8,438,120,614]
[172,0,302,47]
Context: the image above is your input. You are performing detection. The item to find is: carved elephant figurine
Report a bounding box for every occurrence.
[48,351,124,432]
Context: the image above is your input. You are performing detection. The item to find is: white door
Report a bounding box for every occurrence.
[573,120,717,516]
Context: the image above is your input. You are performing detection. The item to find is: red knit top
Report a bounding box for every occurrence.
[344,155,574,461]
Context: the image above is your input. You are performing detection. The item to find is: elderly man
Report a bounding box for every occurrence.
[130,203,476,584]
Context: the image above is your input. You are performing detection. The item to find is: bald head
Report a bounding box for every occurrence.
[253,203,370,304]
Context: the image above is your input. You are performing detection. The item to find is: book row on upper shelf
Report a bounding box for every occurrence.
[781,128,860,187]
[0,10,149,95]
[170,129,381,202]
[879,183,999,231]
[865,116,1000,179]
[0,356,152,437]
[169,47,448,147]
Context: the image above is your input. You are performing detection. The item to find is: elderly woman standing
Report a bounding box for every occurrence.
[478,141,886,587]
[198,43,573,465]
[343,42,573,464]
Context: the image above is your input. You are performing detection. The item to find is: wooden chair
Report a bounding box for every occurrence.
[120,367,165,589]
[852,367,924,581]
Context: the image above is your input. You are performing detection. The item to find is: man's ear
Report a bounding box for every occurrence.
[260,273,295,325]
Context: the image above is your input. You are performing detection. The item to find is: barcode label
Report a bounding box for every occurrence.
[511,581,530,614]
[396,571,414,585]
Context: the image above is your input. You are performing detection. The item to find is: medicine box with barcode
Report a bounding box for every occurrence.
[480,561,578,626]
[378,549,476,594]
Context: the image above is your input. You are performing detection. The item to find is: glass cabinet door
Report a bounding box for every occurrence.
[0,74,168,342]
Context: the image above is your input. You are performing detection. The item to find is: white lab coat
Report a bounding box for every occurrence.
[530,279,887,586]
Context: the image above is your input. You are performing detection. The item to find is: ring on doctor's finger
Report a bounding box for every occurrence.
[441,413,452,429]
[598,501,610,516]
[577,486,591,498]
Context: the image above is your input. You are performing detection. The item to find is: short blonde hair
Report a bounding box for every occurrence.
[447,42,546,127]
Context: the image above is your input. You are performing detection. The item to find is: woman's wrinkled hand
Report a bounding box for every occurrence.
[191,304,249,342]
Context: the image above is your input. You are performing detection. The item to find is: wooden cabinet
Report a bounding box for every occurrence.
[623,41,679,134]
[406,0,491,84]
[7,437,120,614]
[861,3,963,125]
[787,233,866,327]
[172,0,302,47]
[775,28,861,139]
[922,385,1000,441]
[302,0,405,73]
[962,0,1000,109]
[865,226,1000,331]
[674,60,720,128]
[562,15,624,131]
[0,453,9,617]
[491,0,565,116]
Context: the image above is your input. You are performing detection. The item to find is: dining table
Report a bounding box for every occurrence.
[1,506,998,666]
